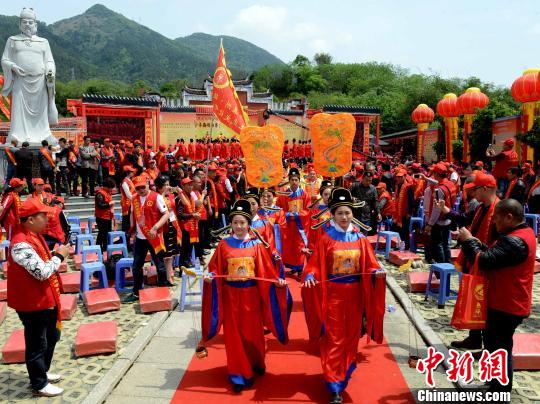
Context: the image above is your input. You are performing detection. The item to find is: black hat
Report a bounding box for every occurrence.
[328,187,354,213]
[260,187,276,195]
[319,180,333,194]
[288,168,301,178]
[229,199,253,223]
[243,187,260,204]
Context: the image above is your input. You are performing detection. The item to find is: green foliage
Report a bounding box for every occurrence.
[253,54,521,147]
[452,139,463,162]
[0,5,283,87]
[432,141,444,159]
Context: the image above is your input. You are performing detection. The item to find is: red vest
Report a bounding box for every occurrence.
[95,188,113,220]
[379,191,395,217]
[486,226,535,316]
[435,178,456,209]
[7,229,60,313]
[133,191,166,253]
[44,206,65,243]
[121,178,135,216]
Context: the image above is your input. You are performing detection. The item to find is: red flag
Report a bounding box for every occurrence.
[212,41,248,134]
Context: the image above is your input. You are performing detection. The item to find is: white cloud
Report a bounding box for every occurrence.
[225,5,339,62]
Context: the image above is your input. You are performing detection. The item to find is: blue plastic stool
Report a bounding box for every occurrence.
[82,245,103,264]
[0,240,10,263]
[106,244,128,258]
[378,217,393,232]
[179,247,204,312]
[80,262,108,294]
[69,225,82,244]
[374,231,401,260]
[67,216,81,227]
[115,257,135,293]
[107,231,127,246]
[525,213,539,236]
[85,216,96,234]
[425,263,462,308]
[409,216,424,234]
[76,234,95,254]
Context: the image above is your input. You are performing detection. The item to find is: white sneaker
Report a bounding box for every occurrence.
[34,383,64,397]
[47,372,63,383]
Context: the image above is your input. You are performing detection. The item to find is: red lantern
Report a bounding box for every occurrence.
[411,104,434,162]
[436,93,460,118]
[457,87,489,115]
[511,68,540,135]
[411,104,435,124]
[457,88,489,161]
[437,93,460,162]
[511,69,540,103]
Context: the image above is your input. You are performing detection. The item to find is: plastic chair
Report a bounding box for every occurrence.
[409,217,424,234]
[76,234,95,255]
[425,263,462,308]
[82,245,103,264]
[107,231,127,246]
[85,216,96,234]
[179,246,203,312]
[106,244,128,259]
[525,213,540,236]
[67,216,81,227]
[374,231,401,260]
[80,262,108,294]
[115,258,134,293]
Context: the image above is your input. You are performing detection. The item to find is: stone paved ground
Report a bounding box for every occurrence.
[381,249,540,404]
[0,257,176,404]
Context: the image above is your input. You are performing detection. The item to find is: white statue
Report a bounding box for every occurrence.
[1,7,58,146]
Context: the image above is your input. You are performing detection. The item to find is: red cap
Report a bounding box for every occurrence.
[32,178,45,185]
[132,176,147,187]
[504,138,515,147]
[475,161,484,168]
[104,138,111,142]
[123,165,137,173]
[159,144,166,151]
[207,163,218,171]
[394,169,407,177]
[467,172,497,189]
[411,163,421,170]
[376,182,387,190]
[19,198,53,218]
[433,163,448,175]
[9,178,25,187]
[181,178,194,185]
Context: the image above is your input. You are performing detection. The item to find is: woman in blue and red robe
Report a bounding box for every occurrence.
[200,199,290,393]
[276,167,311,276]
[306,180,333,253]
[302,187,386,404]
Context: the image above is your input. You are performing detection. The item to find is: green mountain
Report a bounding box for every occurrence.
[176,33,284,78]
[0,4,284,86]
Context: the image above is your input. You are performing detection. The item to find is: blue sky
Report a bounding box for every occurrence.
[3,1,539,86]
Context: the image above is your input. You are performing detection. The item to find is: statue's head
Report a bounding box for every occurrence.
[19,8,37,37]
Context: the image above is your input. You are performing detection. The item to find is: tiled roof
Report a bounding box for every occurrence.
[82,94,159,107]
[322,105,380,114]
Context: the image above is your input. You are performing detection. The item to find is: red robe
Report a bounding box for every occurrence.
[195,143,205,161]
[0,192,22,238]
[302,223,385,393]
[188,143,196,160]
[276,188,311,272]
[201,236,291,387]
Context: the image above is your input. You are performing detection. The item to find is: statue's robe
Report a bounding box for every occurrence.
[1,34,58,145]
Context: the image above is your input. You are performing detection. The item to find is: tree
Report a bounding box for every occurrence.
[314,52,333,66]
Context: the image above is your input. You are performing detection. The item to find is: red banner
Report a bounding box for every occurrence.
[212,42,248,134]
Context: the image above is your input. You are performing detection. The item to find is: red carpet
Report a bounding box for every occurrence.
[172,279,414,404]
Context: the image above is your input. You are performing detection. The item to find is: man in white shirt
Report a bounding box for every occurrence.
[124,177,170,302]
